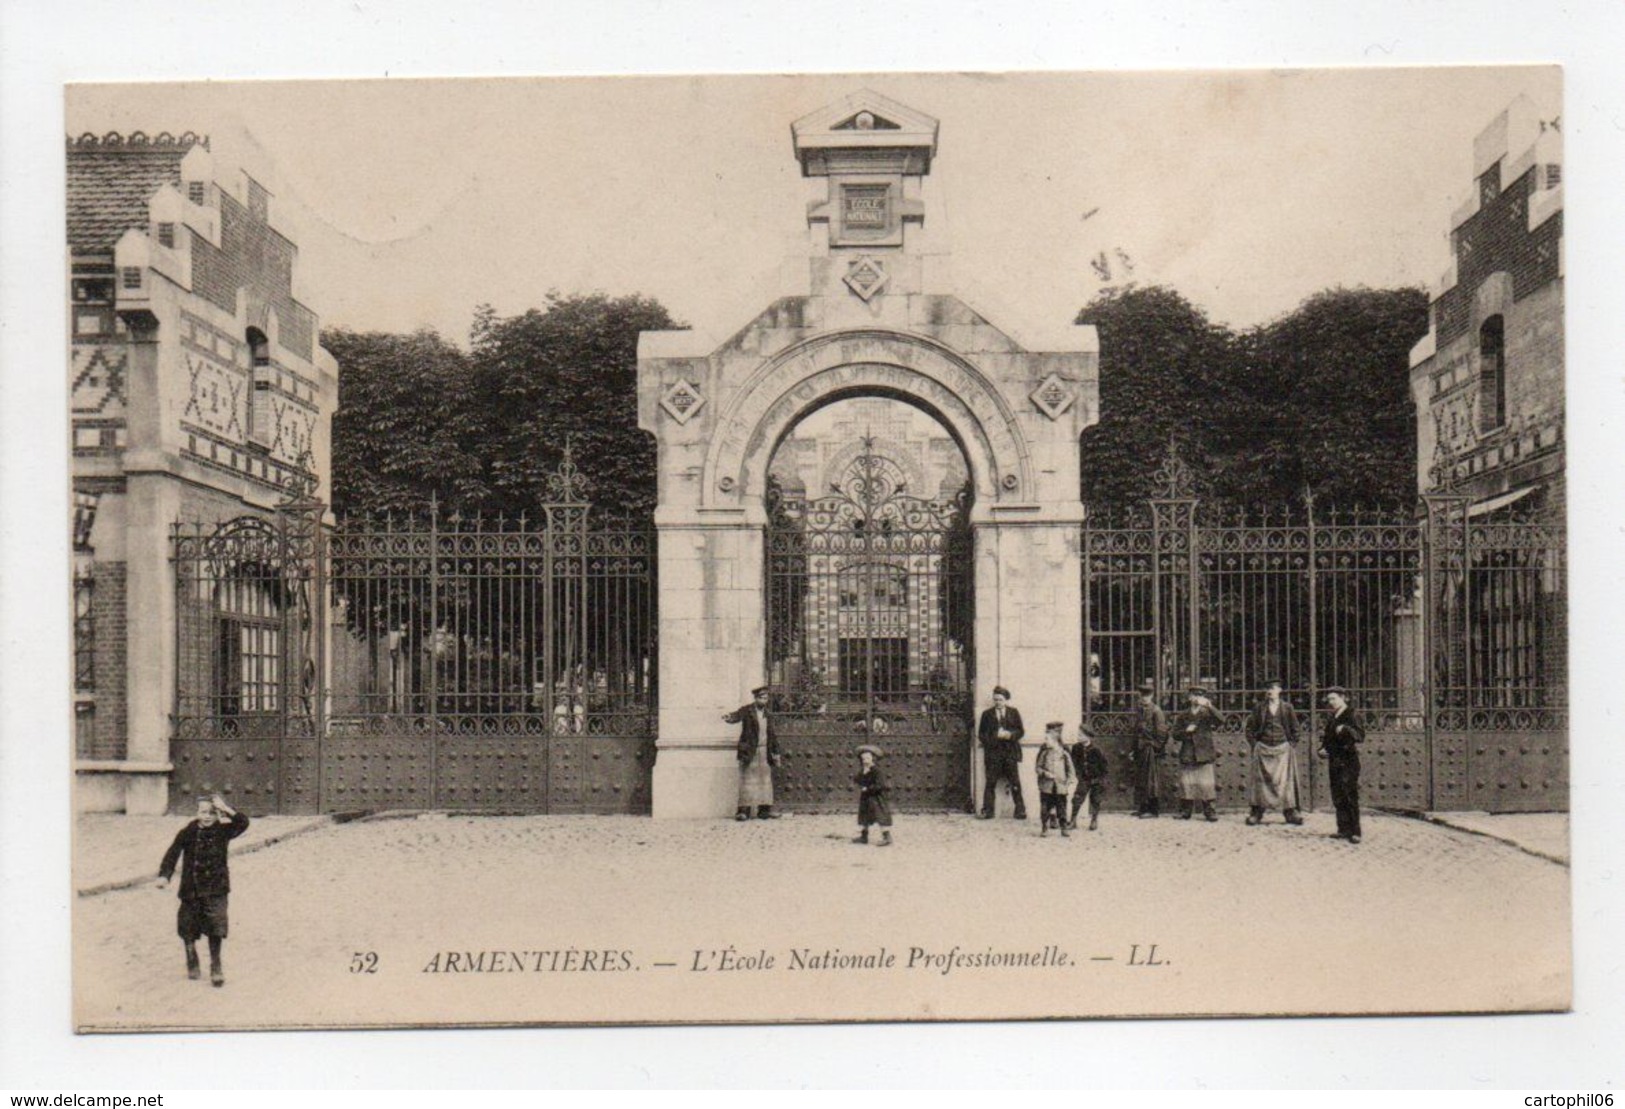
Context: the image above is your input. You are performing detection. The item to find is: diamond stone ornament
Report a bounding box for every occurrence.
[660,379,706,425]
[842,255,890,302]
[1030,372,1075,420]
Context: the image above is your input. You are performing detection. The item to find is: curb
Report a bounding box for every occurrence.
[76,814,341,898]
[1381,808,1569,867]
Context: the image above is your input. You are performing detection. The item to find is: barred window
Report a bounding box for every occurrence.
[1478,316,1506,432]
[157,222,176,248]
[187,181,206,205]
[74,571,95,692]
[1544,164,1562,189]
[120,267,142,290]
[217,574,281,715]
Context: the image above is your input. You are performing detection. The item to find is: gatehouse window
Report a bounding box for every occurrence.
[217,572,282,715]
[247,327,272,446]
[1478,315,1506,432]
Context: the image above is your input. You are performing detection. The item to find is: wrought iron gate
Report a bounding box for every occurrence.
[765,437,974,811]
[171,453,657,814]
[1082,451,1566,813]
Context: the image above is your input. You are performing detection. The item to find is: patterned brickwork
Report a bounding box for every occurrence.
[1433,165,1562,350]
[81,562,128,760]
[189,189,316,362]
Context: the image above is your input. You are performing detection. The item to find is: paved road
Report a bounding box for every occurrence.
[75,809,1570,1030]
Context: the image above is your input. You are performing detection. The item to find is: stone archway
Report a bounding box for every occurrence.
[634,90,1097,818]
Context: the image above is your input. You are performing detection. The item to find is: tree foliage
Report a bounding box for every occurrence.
[1076,284,1428,509]
[323,292,682,521]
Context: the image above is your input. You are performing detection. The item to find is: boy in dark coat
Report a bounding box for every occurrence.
[853,745,892,846]
[157,793,250,986]
[1067,724,1110,831]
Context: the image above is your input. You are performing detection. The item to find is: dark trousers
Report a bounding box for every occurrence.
[1329,753,1362,838]
[1070,783,1103,823]
[1132,748,1161,814]
[981,743,1025,816]
[1040,791,1068,827]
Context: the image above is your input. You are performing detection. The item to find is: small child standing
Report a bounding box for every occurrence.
[853,744,893,846]
[157,793,250,986]
[1067,724,1111,831]
[1035,722,1077,837]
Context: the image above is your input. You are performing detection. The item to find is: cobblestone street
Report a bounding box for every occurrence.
[74,809,1570,1030]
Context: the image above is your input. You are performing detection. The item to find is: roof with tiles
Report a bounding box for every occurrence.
[67,131,207,254]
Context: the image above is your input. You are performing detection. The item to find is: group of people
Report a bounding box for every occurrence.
[979,679,1367,842]
[722,676,1367,848]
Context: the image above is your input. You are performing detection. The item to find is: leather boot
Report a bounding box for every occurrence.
[1179,801,1193,820]
[878,830,892,847]
[1246,806,1264,826]
[184,943,200,981]
[1204,801,1218,822]
[853,828,868,844]
[735,807,751,822]
[208,937,224,988]
[1088,813,1098,831]
[757,805,779,820]
[1285,808,1304,826]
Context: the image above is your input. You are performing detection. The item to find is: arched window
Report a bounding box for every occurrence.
[217,568,282,716]
[1478,316,1506,432]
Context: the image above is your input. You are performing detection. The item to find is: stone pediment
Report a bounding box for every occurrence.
[792,90,939,176]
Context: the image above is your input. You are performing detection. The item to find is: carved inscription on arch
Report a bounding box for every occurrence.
[706,331,1032,506]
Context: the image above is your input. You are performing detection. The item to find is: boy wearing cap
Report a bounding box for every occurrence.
[1318,687,1366,843]
[1067,724,1110,831]
[1243,679,1304,826]
[853,745,893,846]
[1035,722,1077,837]
[1132,679,1171,818]
[976,685,1027,820]
[156,793,250,987]
[724,685,781,820]
[1177,686,1222,821]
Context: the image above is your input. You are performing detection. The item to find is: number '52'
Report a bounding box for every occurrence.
[349,951,379,974]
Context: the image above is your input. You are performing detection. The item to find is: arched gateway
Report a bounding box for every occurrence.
[638,91,1099,816]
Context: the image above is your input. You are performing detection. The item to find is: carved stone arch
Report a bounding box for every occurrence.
[703,329,1033,509]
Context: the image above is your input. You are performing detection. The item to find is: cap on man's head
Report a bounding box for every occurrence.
[1262,677,1283,689]
[992,685,1011,699]
[1045,720,1064,730]
[1076,724,1097,739]
[1137,678,1156,694]
[1324,685,1350,699]
[751,685,769,697]
[855,744,885,759]
[1188,684,1211,696]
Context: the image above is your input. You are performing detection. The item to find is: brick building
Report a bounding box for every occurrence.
[69,130,337,813]
[1409,96,1564,514]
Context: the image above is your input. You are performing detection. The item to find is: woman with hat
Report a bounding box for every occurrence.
[1176,685,1222,821]
[853,744,892,846]
[1243,678,1304,826]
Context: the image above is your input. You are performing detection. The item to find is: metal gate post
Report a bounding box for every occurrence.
[1305,488,1319,812]
[427,495,440,806]
[1421,498,1435,810]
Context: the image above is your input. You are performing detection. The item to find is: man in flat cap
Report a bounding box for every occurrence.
[1176,684,1222,822]
[724,685,781,820]
[977,685,1026,819]
[1243,678,1304,826]
[1131,678,1171,818]
[1318,686,1366,843]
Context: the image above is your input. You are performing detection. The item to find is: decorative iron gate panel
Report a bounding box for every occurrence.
[171,451,656,814]
[766,438,974,811]
[1082,448,1566,814]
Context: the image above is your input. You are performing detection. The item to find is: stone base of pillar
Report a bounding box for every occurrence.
[652,745,742,819]
[74,763,173,814]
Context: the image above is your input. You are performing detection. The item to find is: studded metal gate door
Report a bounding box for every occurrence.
[765,437,974,811]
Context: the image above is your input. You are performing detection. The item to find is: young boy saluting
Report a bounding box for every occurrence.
[157,793,249,987]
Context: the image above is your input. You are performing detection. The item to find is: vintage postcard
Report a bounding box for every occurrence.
[67,68,1569,1032]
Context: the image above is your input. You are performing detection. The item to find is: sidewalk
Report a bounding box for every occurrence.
[1418,811,1569,865]
[74,812,333,895]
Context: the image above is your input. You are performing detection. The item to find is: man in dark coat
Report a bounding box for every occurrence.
[1131,679,1171,817]
[157,793,250,987]
[1067,724,1110,831]
[1318,686,1367,843]
[976,685,1026,819]
[724,685,781,820]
